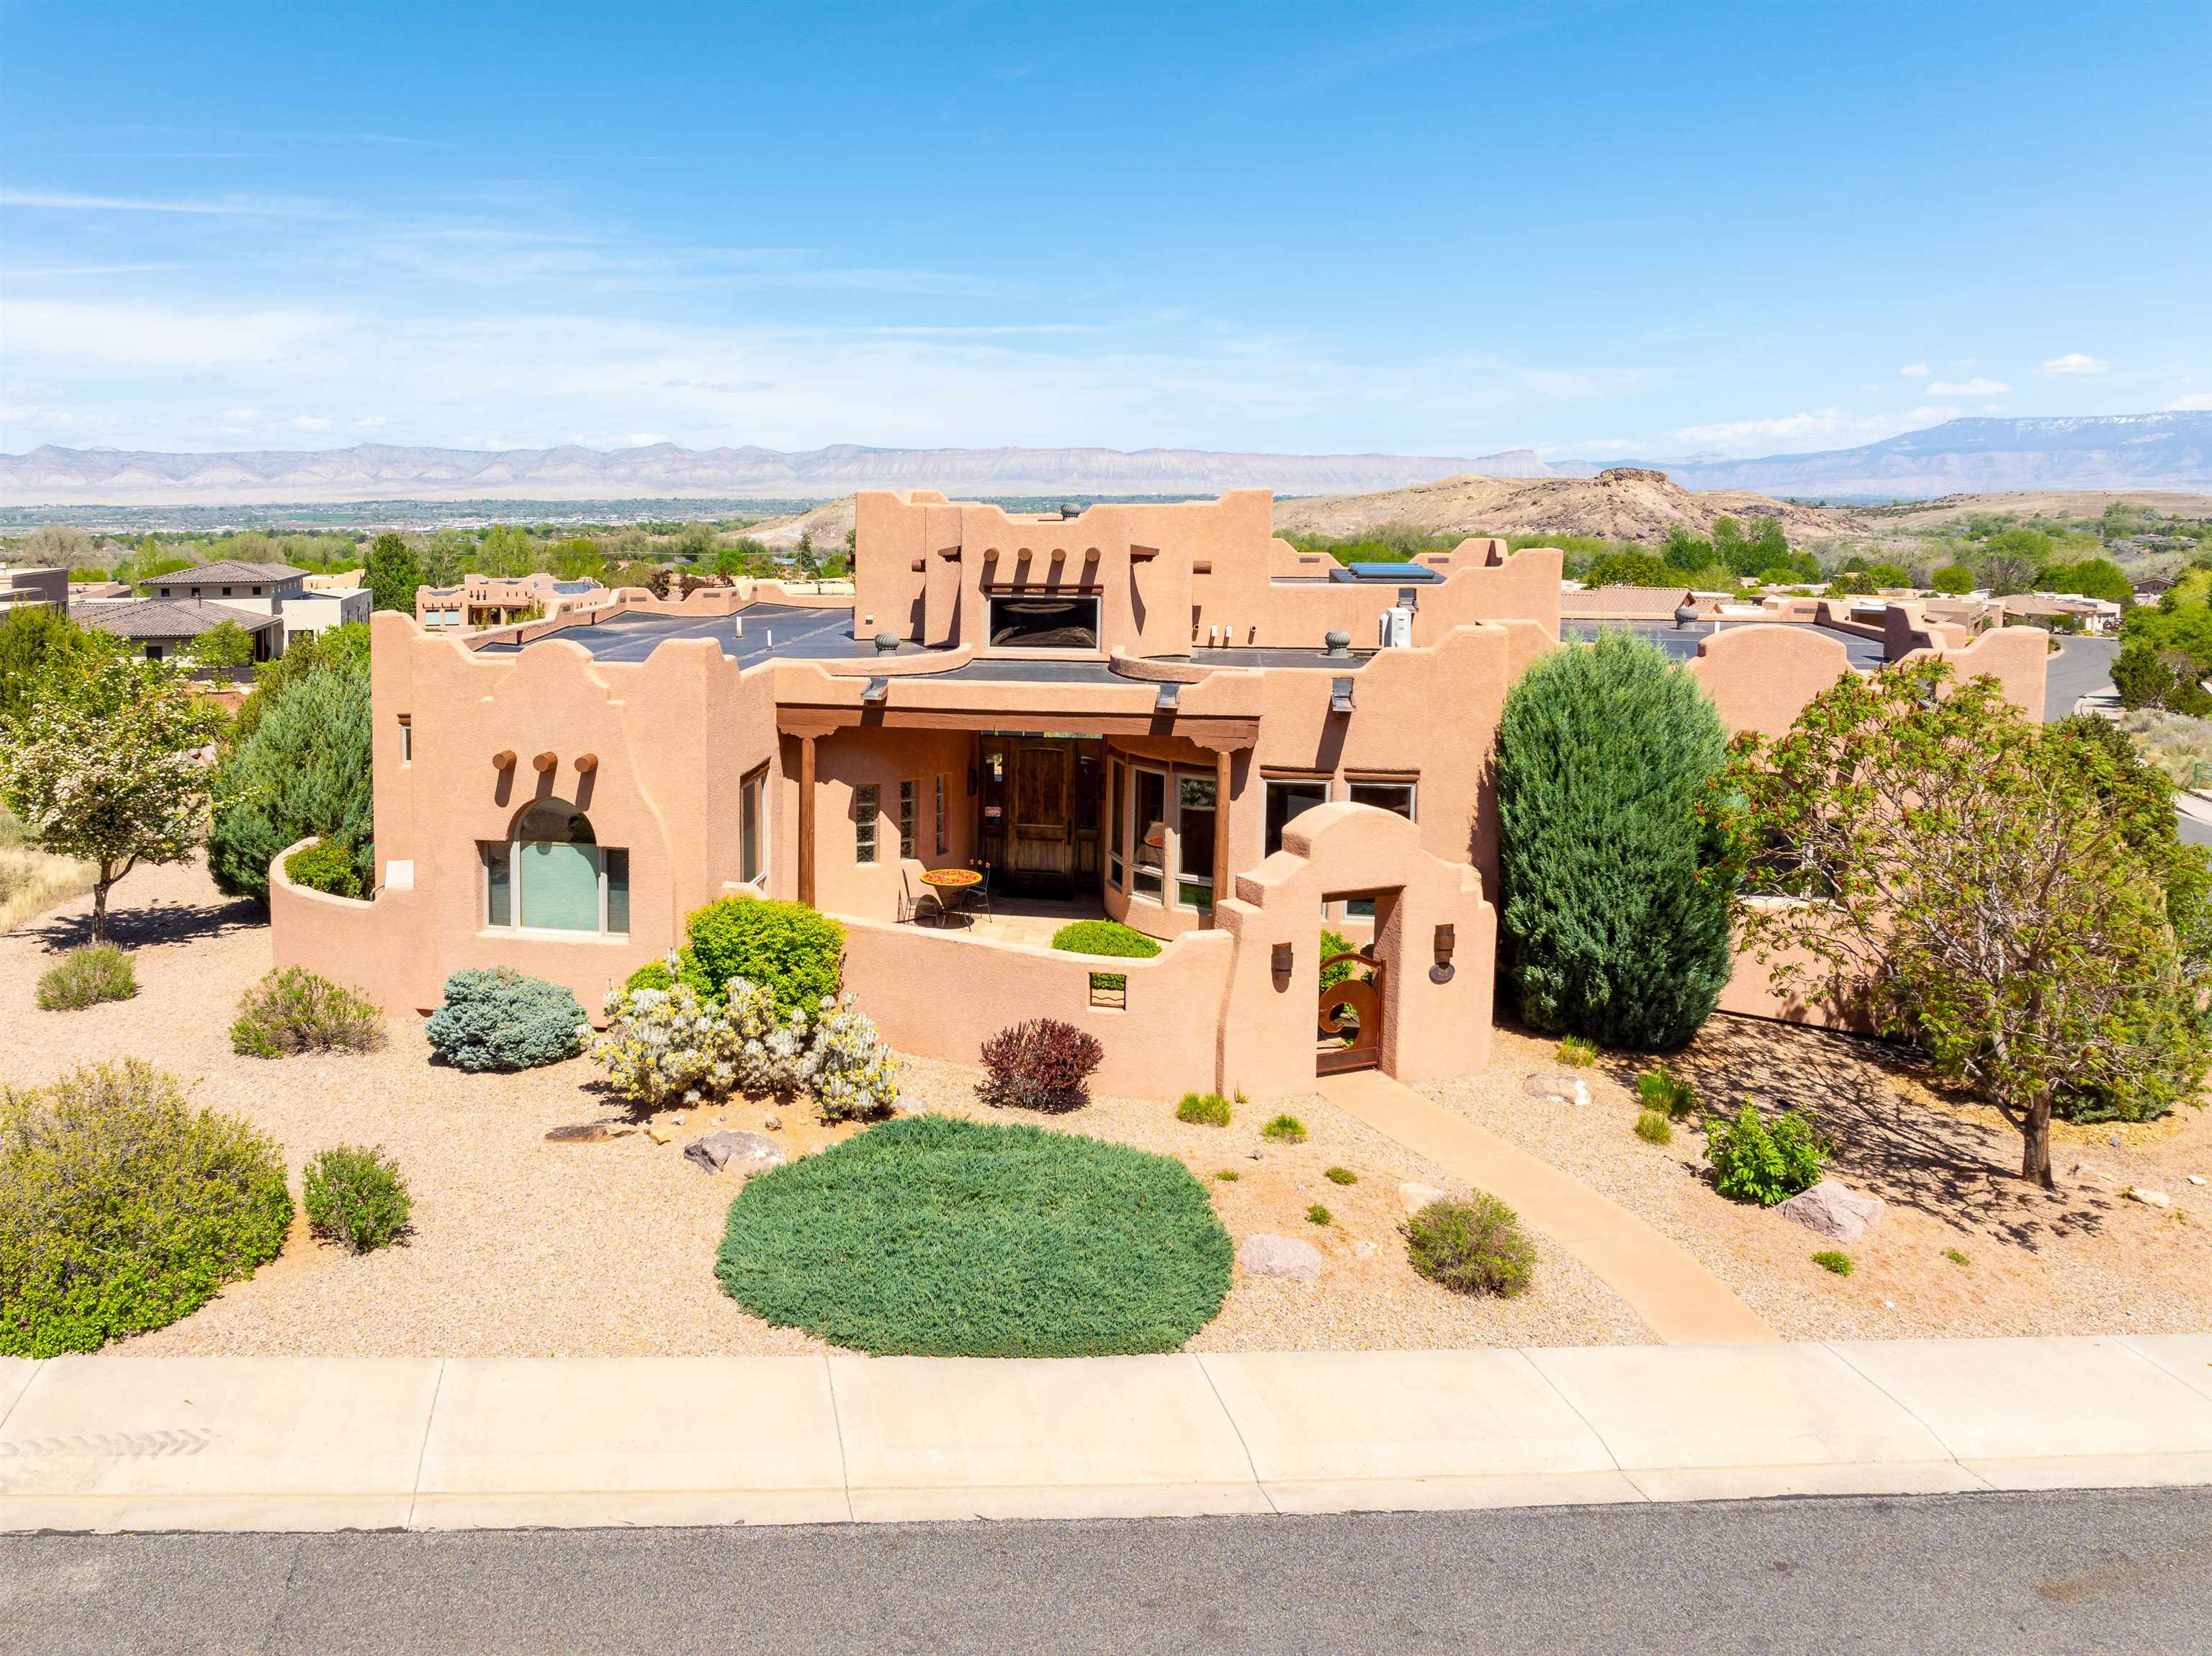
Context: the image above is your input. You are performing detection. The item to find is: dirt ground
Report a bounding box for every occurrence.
[7,858,2206,1356]
[1425,1022,2212,1343]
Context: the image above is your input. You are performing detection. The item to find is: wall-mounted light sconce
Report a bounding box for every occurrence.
[533,752,558,774]
[1272,941,1294,989]
[491,750,516,770]
[1431,922,1457,984]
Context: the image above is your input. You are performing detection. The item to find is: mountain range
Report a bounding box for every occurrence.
[1,414,2205,505]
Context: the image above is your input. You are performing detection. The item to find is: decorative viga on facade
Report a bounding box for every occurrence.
[270,488,2049,1102]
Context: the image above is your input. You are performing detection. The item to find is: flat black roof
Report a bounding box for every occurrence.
[472,604,927,665]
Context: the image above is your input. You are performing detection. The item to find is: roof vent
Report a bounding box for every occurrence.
[1058,502,1082,519]
[873,631,901,652]
[1323,630,1352,658]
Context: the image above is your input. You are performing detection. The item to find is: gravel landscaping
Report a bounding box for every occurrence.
[11,858,2200,1358]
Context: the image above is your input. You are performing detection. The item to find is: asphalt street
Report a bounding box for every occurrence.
[5,1488,2208,1655]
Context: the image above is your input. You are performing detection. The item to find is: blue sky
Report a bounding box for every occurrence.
[2,0,2207,459]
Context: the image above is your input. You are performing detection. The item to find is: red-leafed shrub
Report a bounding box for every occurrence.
[976,1018,1105,1115]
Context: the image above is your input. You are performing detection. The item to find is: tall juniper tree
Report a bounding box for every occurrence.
[1494,629,1735,1048]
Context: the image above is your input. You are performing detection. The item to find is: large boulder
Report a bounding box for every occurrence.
[1236,1233,1323,1283]
[1774,1179,1884,1243]
[684,1130,788,1176]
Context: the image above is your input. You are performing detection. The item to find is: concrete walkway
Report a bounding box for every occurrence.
[1317,1069,1778,1344]
[4,1338,2208,1532]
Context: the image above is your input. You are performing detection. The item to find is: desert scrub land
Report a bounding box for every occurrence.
[0,806,94,936]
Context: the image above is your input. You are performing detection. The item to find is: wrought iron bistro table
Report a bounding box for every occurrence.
[916,865,983,927]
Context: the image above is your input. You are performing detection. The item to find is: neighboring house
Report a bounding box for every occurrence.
[144,560,309,605]
[276,585,372,650]
[0,566,68,616]
[2003,593,2122,634]
[68,579,135,606]
[2133,574,2175,603]
[269,490,2050,1104]
[84,597,283,662]
[415,572,608,631]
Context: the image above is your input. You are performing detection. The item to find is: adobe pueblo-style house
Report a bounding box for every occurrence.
[271,490,2048,1102]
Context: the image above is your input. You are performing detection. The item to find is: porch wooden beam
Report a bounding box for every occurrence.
[780,706,1259,743]
[797,734,817,909]
[1208,745,1232,929]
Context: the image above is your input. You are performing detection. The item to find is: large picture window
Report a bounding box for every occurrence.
[481,798,629,936]
[988,594,1100,650]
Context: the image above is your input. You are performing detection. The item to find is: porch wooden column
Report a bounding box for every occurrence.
[797,734,818,908]
[1210,744,1233,929]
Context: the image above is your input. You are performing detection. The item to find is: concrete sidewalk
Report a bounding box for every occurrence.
[4,1336,2209,1532]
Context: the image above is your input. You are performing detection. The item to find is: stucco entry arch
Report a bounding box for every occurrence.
[1214,802,1496,1102]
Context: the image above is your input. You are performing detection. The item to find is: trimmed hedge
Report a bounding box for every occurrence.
[0,1061,291,1356]
[426,967,587,1073]
[1049,919,1161,958]
[284,837,364,899]
[716,1114,1232,1356]
[680,896,843,1014]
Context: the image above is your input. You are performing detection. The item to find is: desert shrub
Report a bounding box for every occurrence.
[35,944,137,1010]
[1403,1194,1535,1299]
[1555,1035,1597,1067]
[797,995,901,1121]
[0,1060,291,1356]
[1704,1103,1829,1206]
[282,836,363,899]
[1635,1109,1673,1145]
[1496,629,1733,1048]
[716,1114,1231,1356]
[1262,1113,1306,1143]
[1176,1091,1231,1126]
[1943,1247,1970,1266]
[207,657,374,903]
[1214,1169,1239,1182]
[230,967,385,1058]
[1811,1250,1853,1277]
[1305,1203,1331,1225]
[680,896,843,1016]
[1050,919,1161,958]
[624,957,676,993]
[426,966,588,1073]
[978,1017,1105,1114]
[1324,1166,1357,1185]
[302,1145,412,1254]
[1636,1065,1698,1120]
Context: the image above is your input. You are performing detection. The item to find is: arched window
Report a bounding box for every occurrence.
[480,798,630,935]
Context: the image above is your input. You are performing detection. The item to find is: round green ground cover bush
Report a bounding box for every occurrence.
[0,1060,292,1356]
[716,1114,1232,1356]
[426,966,587,1072]
[1049,919,1161,958]
[283,836,364,899]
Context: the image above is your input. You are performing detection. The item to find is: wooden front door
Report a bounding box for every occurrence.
[1007,742,1074,891]
[1317,947,1383,1075]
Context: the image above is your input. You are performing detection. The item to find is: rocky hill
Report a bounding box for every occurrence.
[1269,468,1856,545]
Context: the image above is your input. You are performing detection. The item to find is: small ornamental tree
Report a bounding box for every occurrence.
[1712,661,2212,1187]
[186,620,256,670]
[1495,629,1735,1048]
[0,654,220,942]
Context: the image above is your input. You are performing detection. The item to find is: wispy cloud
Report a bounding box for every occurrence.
[2167,392,2212,411]
[1927,377,2008,395]
[1669,408,1895,452]
[1899,361,1930,377]
[0,187,341,217]
[2038,352,2110,375]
